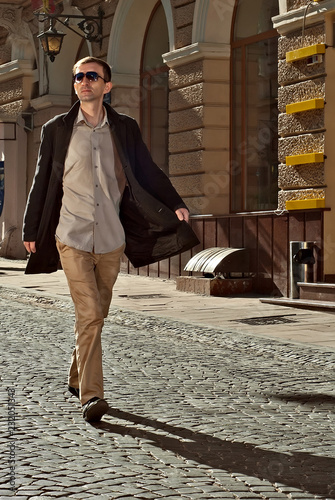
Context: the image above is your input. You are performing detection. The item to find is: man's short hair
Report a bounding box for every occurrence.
[73,57,112,82]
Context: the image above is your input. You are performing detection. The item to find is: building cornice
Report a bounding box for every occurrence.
[31,95,72,111]
[0,60,37,82]
[163,42,230,68]
[273,0,335,34]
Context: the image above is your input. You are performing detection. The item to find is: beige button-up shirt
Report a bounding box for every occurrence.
[56,108,126,254]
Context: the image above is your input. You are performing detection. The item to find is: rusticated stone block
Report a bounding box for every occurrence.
[0,100,23,118]
[278,58,325,86]
[278,23,325,60]
[169,61,204,90]
[278,133,324,163]
[169,82,228,112]
[171,173,204,197]
[278,109,324,137]
[0,77,24,103]
[170,128,203,153]
[170,150,229,175]
[170,83,204,110]
[169,59,229,90]
[278,187,325,210]
[175,2,195,28]
[170,150,204,174]
[170,106,204,132]
[175,25,193,49]
[169,105,229,133]
[170,127,228,154]
[176,276,253,296]
[171,168,230,199]
[278,163,325,189]
[278,78,325,112]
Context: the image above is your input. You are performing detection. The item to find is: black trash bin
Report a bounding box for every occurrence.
[289,241,315,298]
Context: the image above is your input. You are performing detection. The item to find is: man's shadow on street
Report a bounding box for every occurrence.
[92,395,335,499]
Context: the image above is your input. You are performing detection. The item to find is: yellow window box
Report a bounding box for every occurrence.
[286,44,325,63]
[285,152,324,166]
[286,98,324,114]
[286,198,325,210]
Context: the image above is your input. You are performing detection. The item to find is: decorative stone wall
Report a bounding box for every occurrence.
[0,4,37,119]
[277,23,326,210]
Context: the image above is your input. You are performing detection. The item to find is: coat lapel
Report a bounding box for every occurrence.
[52,101,80,173]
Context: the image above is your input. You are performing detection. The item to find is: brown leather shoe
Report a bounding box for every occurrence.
[82,397,109,422]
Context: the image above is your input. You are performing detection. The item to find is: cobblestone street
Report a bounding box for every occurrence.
[1,287,335,499]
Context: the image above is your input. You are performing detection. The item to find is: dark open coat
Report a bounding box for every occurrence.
[23,101,199,274]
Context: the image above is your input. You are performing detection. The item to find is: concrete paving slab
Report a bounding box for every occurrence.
[1,257,335,349]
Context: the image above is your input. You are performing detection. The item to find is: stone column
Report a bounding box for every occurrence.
[0,121,27,259]
[276,20,326,210]
[164,42,230,215]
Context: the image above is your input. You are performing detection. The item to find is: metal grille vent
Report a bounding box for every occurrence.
[184,247,250,275]
[232,314,298,326]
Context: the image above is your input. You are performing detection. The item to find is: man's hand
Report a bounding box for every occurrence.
[175,208,189,223]
[24,241,36,254]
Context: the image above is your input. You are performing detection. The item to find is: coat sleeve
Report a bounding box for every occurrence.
[128,118,188,212]
[22,124,53,242]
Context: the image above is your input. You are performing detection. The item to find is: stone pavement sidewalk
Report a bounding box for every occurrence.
[1,257,335,349]
[1,257,335,500]
[1,286,335,500]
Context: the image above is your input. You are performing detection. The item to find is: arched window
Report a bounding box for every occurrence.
[231,0,279,212]
[140,1,169,175]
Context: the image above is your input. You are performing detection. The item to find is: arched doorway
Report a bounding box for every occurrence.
[107,0,173,123]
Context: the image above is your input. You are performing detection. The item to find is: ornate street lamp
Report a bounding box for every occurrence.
[34,6,104,62]
[37,20,66,62]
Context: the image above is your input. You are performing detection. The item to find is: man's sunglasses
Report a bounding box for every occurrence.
[73,71,107,83]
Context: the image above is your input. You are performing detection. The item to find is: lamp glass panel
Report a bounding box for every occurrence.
[48,34,62,53]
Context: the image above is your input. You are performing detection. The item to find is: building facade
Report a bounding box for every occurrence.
[0,0,334,297]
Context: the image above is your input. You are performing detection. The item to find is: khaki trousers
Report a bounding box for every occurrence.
[56,240,125,405]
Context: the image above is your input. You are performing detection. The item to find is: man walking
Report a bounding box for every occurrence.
[23,57,198,423]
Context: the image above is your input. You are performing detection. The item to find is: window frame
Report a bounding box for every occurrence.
[230,8,279,213]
